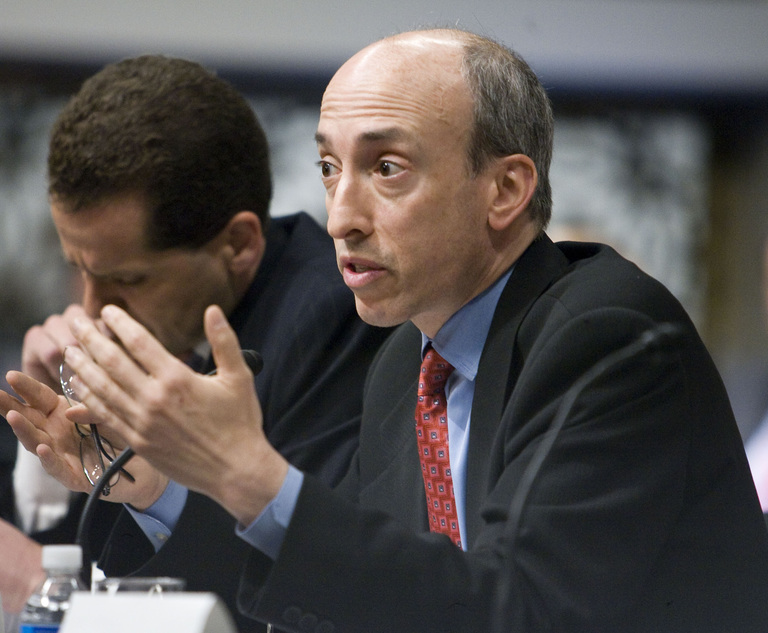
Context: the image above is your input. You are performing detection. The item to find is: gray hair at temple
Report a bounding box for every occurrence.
[458,30,554,232]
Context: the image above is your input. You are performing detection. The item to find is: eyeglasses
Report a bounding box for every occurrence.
[60,359,134,496]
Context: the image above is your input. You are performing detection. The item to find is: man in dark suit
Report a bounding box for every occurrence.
[8,29,768,633]
[0,55,389,632]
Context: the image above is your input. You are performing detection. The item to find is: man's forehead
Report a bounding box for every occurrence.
[319,45,468,136]
[53,198,158,266]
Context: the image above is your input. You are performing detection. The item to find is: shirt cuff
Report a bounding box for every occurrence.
[125,480,189,552]
[236,465,304,560]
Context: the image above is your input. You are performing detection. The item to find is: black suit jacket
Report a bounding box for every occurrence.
[61,213,391,633]
[240,236,768,633]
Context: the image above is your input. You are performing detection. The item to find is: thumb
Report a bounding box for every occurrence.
[204,305,248,378]
[6,370,61,416]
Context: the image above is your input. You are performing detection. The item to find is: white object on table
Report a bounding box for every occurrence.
[60,592,236,633]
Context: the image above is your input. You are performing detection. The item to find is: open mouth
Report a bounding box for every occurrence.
[340,256,387,288]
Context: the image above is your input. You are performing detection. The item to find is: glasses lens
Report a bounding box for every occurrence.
[79,434,120,493]
[60,361,82,406]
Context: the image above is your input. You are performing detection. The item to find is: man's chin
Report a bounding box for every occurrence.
[354,299,407,329]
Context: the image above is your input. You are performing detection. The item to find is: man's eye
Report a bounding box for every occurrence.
[377,161,402,177]
[318,161,337,178]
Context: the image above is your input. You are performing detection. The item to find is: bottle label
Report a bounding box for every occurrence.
[20,625,60,633]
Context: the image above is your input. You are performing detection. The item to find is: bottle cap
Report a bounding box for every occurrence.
[41,544,83,571]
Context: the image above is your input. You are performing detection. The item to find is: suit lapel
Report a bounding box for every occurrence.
[357,324,430,532]
[464,236,570,544]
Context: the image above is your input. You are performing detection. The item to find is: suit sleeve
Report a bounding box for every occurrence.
[255,294,390,488]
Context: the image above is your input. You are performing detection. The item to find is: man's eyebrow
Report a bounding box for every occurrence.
[359,128,406,143]
[64,257,144,280]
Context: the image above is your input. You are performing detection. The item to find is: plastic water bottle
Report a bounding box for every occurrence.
[18,545,84,633]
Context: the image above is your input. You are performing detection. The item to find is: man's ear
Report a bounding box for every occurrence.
[487,154,538,232]
[221,211,265,276]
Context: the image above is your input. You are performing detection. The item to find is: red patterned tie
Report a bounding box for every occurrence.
[415,347,461,547]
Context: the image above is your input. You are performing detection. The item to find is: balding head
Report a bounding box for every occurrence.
[327,28,554,231]
[324,30,471,149]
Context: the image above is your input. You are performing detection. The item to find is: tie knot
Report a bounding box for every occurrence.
[418,348,455,397]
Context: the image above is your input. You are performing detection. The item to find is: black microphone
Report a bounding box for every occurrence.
[75,349,263,586]
[491,323,685,631]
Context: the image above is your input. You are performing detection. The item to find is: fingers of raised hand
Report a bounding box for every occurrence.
[5,409,50,454]
[4,394,84,483]
[36,442,92,494]
[68,307,167,409]
[61,345,136,429]
[5,370,61,415]
[204,305,254,384]
[96,305,172,378]
[1,373,68,450]
[21,308,83,388]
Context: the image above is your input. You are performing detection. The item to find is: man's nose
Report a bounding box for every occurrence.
[326,173,372,241]
[81,277,121,318]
